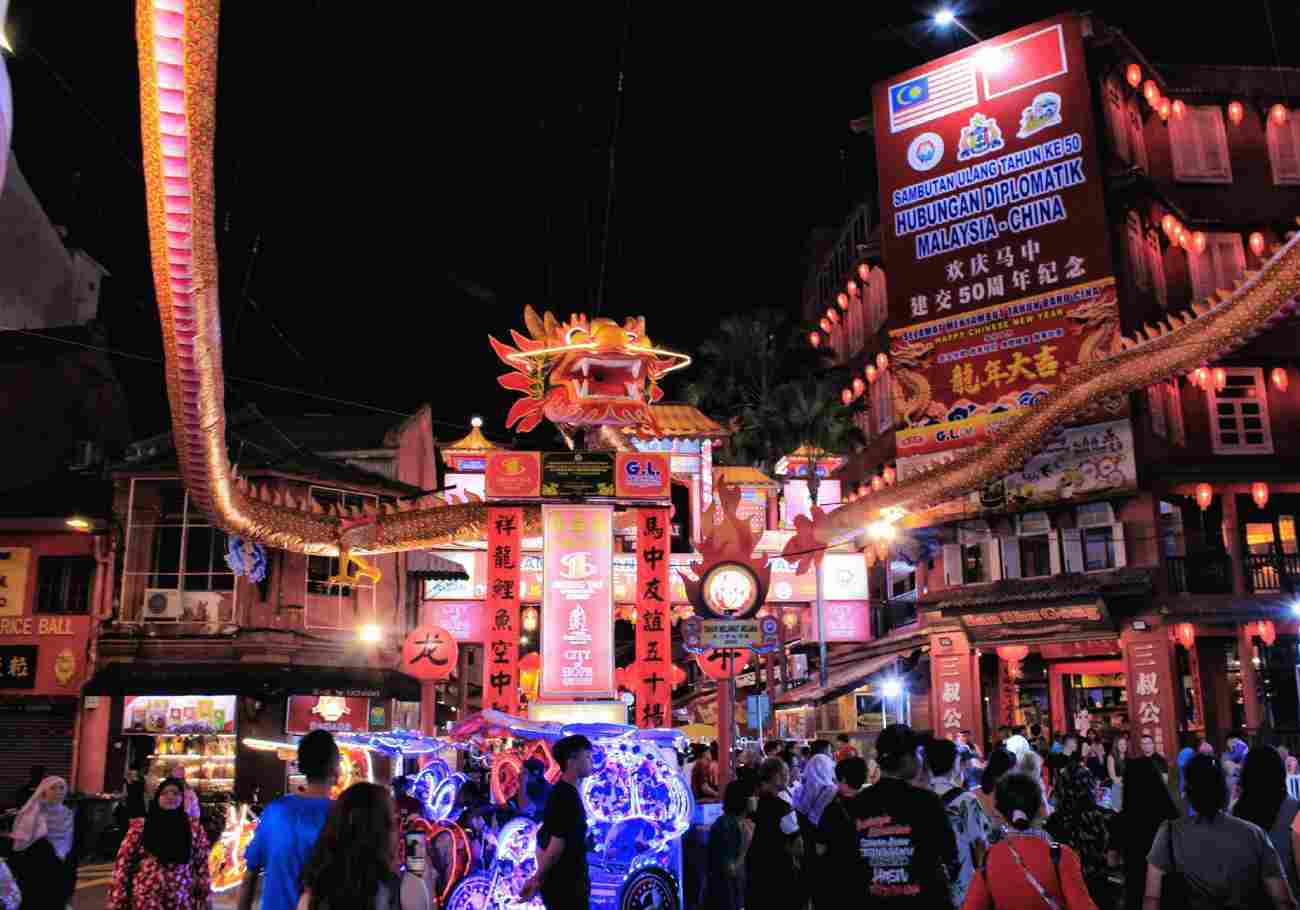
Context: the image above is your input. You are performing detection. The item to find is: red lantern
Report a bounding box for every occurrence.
[1271,367,1288,392]
[1191,231,1207,255]
[836,292,849,310]
[1253,620,1277,647]
[1174,622,1196,650]
[883,465,896,485]
[1228,100,1244,125]
[1158,98,1171,121]
[1171,99,1186,119]
[672,663,688,686]
[876,352,889,372]
[857,262,871,282]
[809,331,821,348]
[846,280,860,297]
[852,377,866,397]
[1161,214,1177,237]
[858,483,868,497]
[820,317,832,333]
[826,308,840,324]
[841,388,853,406]
[1250,232,1267,257]
[401,625,459,681]
[866,365,878,384]
[1143,80,1159,106]
[847,491,857,503]
[696,649,750,680]
[1195,482,1214,511]
[1125,63,1142,88]
[1213,367,1227,392]
[1252,482,1270,509]
[871,475,884,492]
[996,645,1029,663]
[1193,366,1209,389]
[1270,104,1289,126]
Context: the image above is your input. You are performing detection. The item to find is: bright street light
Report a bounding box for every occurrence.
[867,520,897,542]
[358,624,382,644]
[934,9,955,26]
[882,678,904,698]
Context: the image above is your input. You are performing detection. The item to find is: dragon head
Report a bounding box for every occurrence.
[489,306,691,433]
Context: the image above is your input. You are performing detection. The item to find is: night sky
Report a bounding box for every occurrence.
[7,1,1298,446]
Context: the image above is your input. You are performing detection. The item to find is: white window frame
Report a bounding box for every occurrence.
[1267,114,1300,185]
[304,485,380,630]
[1145,229,1167,309]
[120,476,238,623]
[1207,367,1273,455]
[1169,105,1232,183]
[944,523,1001,586]
[1188,232,1246,302]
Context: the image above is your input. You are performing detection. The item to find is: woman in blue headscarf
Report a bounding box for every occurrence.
[1176,746,1197,814]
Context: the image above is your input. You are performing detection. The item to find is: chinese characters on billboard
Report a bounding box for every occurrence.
[635,507,672,728]
[873,15,1123,461]
[541,505,615,700]
[485,507,522,714]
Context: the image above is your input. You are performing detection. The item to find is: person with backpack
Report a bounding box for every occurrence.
[962,772,1097,910]
[928,739,990,908]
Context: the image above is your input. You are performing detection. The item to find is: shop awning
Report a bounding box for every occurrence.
[84,662,422,701]
[407,551,472,580]
[775,652,900,708]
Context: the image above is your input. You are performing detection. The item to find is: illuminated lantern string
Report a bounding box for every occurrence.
[1213,367,1227,392]
[1270,104,1289,126]
[841,388,853,406]
[852,377,866,397]
[1191,231,1207,255]
[809,331,821,348]
[1228,100,1244,125]
[876,352,889,372]
[1250,232,1267,257]
[1158,98,1171,121]
[1271,367,1288,392]
[836,292,849,310]
[871,475,884,492]
[1126,63,1142,88]
[866,365,878,384]
[846,280,860,297]
[1174,622,1196,650]
[1161,214,1177,237]
[1195,482,1214,511]
[858,483,868,497]
[857,262,871,282]
[1193,366,1209,389]
[1252,481,1270,509]
[883,465,896,485]
[820,317,831,333]
[826,307,840,324]
[1143,80,1160,106]
[1172,99,1186,119]
[1254,620,1277,647]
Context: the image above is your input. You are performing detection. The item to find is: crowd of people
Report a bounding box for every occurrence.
[688,725,1300,910]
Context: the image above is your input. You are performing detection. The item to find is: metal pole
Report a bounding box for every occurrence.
[816,561,828,688]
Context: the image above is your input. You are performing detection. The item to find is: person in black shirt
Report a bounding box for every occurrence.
[811,756,867,910]
[851,723,957,906]
[745,757,802,910]
[522,735,592,910]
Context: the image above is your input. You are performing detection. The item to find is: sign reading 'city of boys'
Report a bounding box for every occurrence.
[873,14,1121,459]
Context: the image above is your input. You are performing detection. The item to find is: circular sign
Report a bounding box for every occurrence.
[907,131,944,171]
[401,625,459,681]
[697,561,766,620]
[695,649,751,681]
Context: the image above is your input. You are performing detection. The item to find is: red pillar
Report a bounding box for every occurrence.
[717,681,734,788]
[76,698,110,794]
[421,680,438,736]
[1222,491,1248,597]
[929,632,983,746]
[1122,625,1181,760]
[1237,623,1264,733]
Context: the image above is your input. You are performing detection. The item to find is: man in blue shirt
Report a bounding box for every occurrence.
[238,729,341,910]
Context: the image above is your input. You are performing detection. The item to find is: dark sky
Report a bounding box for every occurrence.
[7,1,1298,445]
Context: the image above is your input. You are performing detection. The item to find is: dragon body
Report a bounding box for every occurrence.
[133,0,1300,561]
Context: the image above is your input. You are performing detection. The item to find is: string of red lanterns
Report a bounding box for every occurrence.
[1252,481,1270,509]
[1174,622,1196,650]
[1195,483,1214,511]
[1252,620,1277,647]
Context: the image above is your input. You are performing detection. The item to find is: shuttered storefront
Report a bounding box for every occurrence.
[0,701,76,798]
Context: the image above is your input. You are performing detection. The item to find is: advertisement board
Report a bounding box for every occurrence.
[541,452,615,497]
[615,453,672,499]
[802,601,872,643]
[422,552,485,600]
[873,14,1121,459]
[124,694,238,734]
[0,547,30,618]
[424,601,484,642]
[484,451,542,498]
[286,695,393,734]
[541,505,615,699]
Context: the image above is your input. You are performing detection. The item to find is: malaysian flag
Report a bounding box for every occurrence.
[887,59,979,134]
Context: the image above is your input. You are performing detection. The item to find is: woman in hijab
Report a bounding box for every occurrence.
[107,777,212,910]
[1113,756,1178,910]
[794,753,836,827]
[7,775,75,909]
[1044,762,1110,885]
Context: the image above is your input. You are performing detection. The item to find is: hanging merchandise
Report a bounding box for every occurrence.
[485,507,522,714]
[225,537,267,583]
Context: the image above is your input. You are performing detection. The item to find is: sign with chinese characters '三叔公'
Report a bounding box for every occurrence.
[541,505,615,700]
[873,14,1121,459]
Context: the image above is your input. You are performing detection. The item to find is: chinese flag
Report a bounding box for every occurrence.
[485,507,521,715]
[635,507,672,729]
[982,25,1069,100]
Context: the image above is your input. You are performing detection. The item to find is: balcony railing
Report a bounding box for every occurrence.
[1167,553,1299,594]
[1247,553,1300,593]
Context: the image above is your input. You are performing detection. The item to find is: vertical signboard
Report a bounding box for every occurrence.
[873,14,1121,460]
[928,632,983,745]
[1122,626,1179,762]
[635,507,672,728]
[485,507,522,714]
[541,505,615,700]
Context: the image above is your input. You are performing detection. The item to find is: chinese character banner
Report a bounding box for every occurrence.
[872,14,1122,459]
[485,507,522,714]
[635,507,672,728]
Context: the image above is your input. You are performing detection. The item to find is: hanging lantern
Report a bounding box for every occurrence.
[1270,104,1289,126]
[866,364,878,383]
[836,292,849,310]
[847,491,857,503]
[809,331,821,348]
[996,644,1029,679]
[876,352,889,372]
[841,388,853,406]
[782,608,800,631]
[1174,622,1196,651]
[1193,366,1209,389]
[826,307,840,324]
[858,483,868,497]
[1253,620,1277,647]
[820,317,832,333]
[1271,367,1288,392]
[1249,231,1266,257]
[1228,100,1244,125]
[871,475,884,492]
[1125,63,1142,88]
[1252,482,1270,509]
[857,262,871,282]
[874,540,890,562]
[522,606,539,633]
[1161,213,1177,237]
[1195,482,1214,511]
[1142,80,1160,106]
[852,377,866,397]
[1191,231,1207,254]
[1213,367,1227,392]
[1172,99,1186,119]
[1174,223,1187,245]
[846,280,860,297]
[1158,98,1171,121]
[883,465,896,485]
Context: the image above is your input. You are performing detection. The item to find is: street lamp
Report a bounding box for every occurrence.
[933,7,982,41]
[358,624,382,644]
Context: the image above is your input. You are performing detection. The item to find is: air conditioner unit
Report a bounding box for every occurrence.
[142,588,183,620]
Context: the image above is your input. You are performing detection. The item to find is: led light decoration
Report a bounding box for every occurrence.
[581,738,692,855]
[1126,63,1142,88]
[209,803,258,893]
[1228,100,1245,125]
[1251,232,1267,257]
[406,816,472,904]
[1271,367,1288,392]
[1196,483,1214,511]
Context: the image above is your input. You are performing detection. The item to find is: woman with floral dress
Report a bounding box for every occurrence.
[107,777,212,910]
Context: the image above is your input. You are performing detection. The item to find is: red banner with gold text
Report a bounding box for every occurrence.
[485,507,521,714]
[635,507,672,728]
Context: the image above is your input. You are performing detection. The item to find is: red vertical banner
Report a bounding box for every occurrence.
[1121,626,1179,763]
[635,507,672,728]
[929,632,983,746]
[485,507,522,715]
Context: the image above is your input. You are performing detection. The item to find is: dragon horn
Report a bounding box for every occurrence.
[523,305,546,341]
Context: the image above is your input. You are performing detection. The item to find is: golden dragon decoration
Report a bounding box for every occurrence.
[133,0,1300,568]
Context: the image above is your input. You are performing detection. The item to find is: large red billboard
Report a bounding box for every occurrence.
[873,14,1121,458]
[540,505,615,700]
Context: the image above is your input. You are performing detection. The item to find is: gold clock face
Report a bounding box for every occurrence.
[702,563,760,618]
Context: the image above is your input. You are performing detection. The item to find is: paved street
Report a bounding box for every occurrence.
[72,862,244,908]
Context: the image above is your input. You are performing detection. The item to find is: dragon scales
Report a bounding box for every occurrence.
[135,0,1300,560]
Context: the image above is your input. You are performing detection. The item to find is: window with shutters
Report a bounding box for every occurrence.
[1148,384,1167,438]
[1126,98,1148,172]
[961,543,987,584]
[1104,77,1129,164]
[305,485,379,630]
[1169,105,1232,183]
[866,269,887,334]
[874,372,894,433]
[1267,115,1300,185]
[1207,367,1272,454]
[1018,536,1052,578]
[1146,229,1167,309]
[1126,212,1149,291]
[1083,527,1117,571]
[35,556,95,615]
[1189,233,1246,302]
[1167,378,1185,446]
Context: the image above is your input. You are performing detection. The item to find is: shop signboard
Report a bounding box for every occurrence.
[424,601,484,642]
[486,507,522,714]
[801,601,871,643]
[484,452,542,499]
[0,547,30,618]
[681,616,780,653]
[872,14,1121,461]
[615,453,671,499]
[0,646,36,689]
[540,505,615,700]
[0,613,92,694]
[541,452,615,497]
[123,694,238,734]
[286,695,394,734]
[422,552,485,601]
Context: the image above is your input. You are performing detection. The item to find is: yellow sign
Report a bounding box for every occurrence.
[0,548,30,618]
